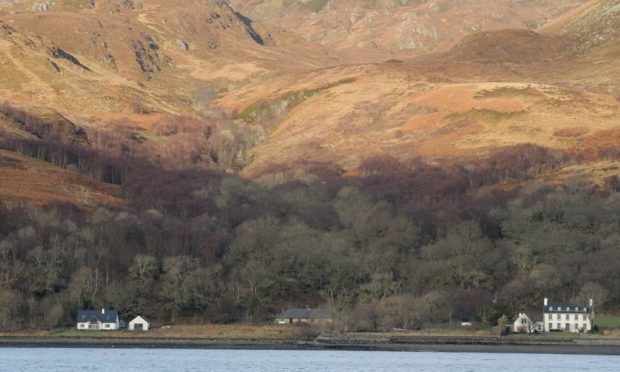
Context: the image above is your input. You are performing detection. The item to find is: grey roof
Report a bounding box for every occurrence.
[275,308,331,320]
[77,309,119,323]
[544,302,591,314]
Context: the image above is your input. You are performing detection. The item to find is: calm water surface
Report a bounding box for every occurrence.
[0,348,618,371]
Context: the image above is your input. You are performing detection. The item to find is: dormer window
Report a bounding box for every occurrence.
[549,307,553,311]
[566,307,570,311]
[575,307,578,311]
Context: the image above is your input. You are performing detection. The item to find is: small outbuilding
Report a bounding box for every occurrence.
[128,315,151,331]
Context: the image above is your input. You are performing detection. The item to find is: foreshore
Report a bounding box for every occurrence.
[1,335,620,355]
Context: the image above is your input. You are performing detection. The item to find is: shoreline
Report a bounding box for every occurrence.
[1,336,620,355]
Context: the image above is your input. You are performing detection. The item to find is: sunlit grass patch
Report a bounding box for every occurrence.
[446,108,527,125]
[596,315,620,330]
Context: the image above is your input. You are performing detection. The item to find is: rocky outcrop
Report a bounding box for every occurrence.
[176,39,189,52]
[31,0,54,12]
[131,36,173,76]
[47,46,92,72]
[216,0,266,46]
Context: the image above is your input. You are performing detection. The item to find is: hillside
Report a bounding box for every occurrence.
[0,0,616,200]
[0,0,337,116]
[0,149,122,207]
[0,0,343,190]
[218,0,620,174]
[230,0,587,55]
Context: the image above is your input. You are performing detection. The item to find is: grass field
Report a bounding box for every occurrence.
[505,332,579,339]
[595,315,620,330]
[4,317,620,341]
[2,324,304,340]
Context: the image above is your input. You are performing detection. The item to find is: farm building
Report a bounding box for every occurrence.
[275,308,332,325]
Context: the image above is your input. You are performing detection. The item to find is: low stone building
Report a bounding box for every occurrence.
[275,308,332,325]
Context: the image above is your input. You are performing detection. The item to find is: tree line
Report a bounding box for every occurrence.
[1,103,620,331]
[1,140,619,331]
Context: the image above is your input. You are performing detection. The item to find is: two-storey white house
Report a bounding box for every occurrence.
[542,298,594,333]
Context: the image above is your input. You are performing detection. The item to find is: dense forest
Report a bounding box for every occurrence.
[1,107,620,331]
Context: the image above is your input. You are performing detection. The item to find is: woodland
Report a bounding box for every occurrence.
[1,105,619,330]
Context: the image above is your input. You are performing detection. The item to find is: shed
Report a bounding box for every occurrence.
[129,315,151,331]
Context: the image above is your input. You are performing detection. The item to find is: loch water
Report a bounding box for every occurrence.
[0,348,618,371]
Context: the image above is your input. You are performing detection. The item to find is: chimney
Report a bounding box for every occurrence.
[544,298,548,306]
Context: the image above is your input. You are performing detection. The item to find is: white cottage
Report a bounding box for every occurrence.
[128,315,151,331]
[543,298,594,333]
[76,309,120,331]
[512,313,534,333]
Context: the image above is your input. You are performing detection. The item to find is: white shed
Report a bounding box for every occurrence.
[128,315,151,331]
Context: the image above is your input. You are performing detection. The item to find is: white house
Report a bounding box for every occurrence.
[76,309,120,331]
[128,315,151,331]
[275,308,332,325]
[512,313,535,333]
[543,297,594,333]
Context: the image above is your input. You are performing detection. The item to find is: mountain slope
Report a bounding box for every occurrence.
[0,0,617,200]
[230,0,588,55]
[215,0,620,176]
[0,0,338,117]
[0,0,346,189]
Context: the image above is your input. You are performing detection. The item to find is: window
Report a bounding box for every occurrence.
[566,307,570,311]
[565,314,569,320]
[549,307,553,311]
[548,323,552,330]
[105,324,110,329]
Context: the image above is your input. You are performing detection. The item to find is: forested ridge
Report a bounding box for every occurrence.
[1,126,620,331]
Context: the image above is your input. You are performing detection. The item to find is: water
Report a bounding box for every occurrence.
[0,348,618,372]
